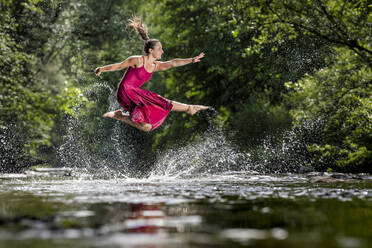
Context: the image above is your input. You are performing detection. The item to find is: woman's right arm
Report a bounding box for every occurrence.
[94,56,139,76]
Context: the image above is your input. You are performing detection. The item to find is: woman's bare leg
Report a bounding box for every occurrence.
[103,110,152,132]
[171,101,209,115]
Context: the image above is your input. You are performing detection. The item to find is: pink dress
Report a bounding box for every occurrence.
[116,57,173,130]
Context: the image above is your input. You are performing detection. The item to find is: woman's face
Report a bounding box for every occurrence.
[150,42,164,60]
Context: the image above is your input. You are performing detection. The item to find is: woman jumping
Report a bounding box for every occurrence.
[94,15,209,132]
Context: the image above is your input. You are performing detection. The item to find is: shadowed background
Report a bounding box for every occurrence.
[1,0,371,174]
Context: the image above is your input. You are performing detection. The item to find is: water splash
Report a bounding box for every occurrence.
[149,117,253,179]
[149,114,321,178]
[55,81,319,179]
[247,119,322,174]
[57,82,138,179]
[0,124,29,172]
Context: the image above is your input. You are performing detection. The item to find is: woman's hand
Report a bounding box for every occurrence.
[192,52,205,63]
[94,67,102,76]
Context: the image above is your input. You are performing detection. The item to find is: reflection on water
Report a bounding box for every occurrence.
[126,204,167,234]
[0,173,371,248]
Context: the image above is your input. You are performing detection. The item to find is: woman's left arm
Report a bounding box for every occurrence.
[156,52,205,71]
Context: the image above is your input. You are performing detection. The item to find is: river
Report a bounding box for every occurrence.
[0,171,371,248]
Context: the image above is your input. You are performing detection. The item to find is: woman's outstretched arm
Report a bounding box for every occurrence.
[94,56,139,76]
[156,52,205,71]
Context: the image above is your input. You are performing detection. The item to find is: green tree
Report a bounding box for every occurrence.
[247,0,371,65]
[0,0,85,171]
[141,0,328,151]
[285,48,371,172]
[252,0,372,171]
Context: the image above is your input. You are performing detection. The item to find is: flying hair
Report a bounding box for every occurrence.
[127,14,149,41]
[126,14,160,55]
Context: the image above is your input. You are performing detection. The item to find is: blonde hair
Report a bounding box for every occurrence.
[127,14,149,41]
[127,14,160,54]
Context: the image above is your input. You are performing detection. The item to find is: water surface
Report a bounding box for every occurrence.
[0,172,371,248]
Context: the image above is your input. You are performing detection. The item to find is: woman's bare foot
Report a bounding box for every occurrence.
[103,110,152,132]
[103,110,119,119]
[103,110,128,119]
[103,111,116,118]
[186,105,209,115]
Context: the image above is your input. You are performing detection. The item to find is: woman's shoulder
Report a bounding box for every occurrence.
[127,55,143,68]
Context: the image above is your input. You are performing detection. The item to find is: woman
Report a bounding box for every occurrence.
[94,15,209,132]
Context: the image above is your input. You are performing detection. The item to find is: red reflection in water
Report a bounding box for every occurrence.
[126,203,167,234]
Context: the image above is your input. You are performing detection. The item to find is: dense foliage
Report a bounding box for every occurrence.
[0,0,86,171]
[1,0,370,173]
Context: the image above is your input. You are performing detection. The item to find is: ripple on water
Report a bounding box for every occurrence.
[1,172,372,248]
[2,173,371,203]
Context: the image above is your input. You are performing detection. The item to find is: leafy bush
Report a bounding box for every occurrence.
[285,48,371,172]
